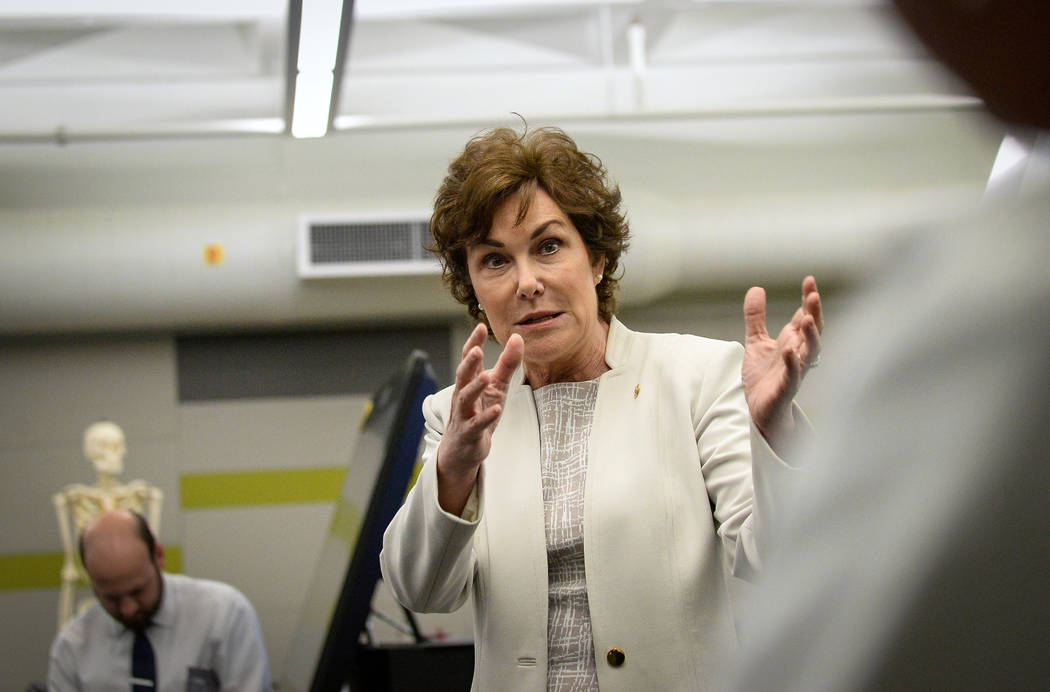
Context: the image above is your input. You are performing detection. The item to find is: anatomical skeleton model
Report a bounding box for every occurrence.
[52,421,162,632]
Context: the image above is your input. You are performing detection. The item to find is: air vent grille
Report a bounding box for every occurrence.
[297,214,440,278]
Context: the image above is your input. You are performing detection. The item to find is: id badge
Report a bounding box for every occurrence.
[186,667,220,692]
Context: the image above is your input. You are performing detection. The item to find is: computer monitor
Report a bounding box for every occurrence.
[280,350,439,692]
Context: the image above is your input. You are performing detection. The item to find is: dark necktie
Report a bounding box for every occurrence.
[131,629,156,691]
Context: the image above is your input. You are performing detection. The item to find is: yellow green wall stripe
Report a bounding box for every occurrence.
[4,463,409,591]
[0,546,183,591]
[0,552,65,590]
[180,467,347,508]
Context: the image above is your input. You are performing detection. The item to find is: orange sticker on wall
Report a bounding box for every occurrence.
[204,244,225,266]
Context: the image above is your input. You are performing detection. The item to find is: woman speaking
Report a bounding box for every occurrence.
[381,126,823,691]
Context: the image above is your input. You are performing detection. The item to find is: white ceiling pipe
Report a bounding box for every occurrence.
[0,94,982,145]
[0,106,1003,335]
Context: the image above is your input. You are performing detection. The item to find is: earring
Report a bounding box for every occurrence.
[596,274,603,284]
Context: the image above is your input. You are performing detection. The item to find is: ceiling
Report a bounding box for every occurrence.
[0,0,981,147]
[0,1,1008,335]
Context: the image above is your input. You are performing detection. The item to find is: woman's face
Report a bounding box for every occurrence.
[466,187,606,379]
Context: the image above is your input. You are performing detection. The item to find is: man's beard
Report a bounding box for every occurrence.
[117,566,163,630]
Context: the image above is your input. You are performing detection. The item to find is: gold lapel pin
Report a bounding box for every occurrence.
[634,384,640,399]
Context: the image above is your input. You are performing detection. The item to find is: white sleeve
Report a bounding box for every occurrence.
[47,635,80,692]
[379,389,479,613]
[689,339,808,580]
[218,589,272,691]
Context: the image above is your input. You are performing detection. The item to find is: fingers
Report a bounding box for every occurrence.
[781,344,803,394]
[801,314,821,364]
[743,286,770,342]
[454,337,485,390]
[461,322,488,358]
[452,345,488,417]
[453,322,490,408]
[452,325,521,430]
[479,337,523,430]
[469,400,504,430]
[451,361,504,435]
[489,333,524,389]
[802,275,824,333]
[799,275,822,367]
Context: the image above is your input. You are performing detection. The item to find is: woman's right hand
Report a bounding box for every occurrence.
[436,323,524,514]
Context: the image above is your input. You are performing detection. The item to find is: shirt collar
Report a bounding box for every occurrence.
[603,315,631,369]
[151,571,175,628]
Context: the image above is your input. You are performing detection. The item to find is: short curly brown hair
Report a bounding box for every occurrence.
[430,126,630,324]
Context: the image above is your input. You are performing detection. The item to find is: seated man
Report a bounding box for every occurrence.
[48,509,272,691]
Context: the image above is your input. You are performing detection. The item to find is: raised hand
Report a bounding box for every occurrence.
[436,323,524,514]
[742,275,823,450]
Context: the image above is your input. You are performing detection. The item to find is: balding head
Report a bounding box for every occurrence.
[79,510,164,629]
[79,510,156,569]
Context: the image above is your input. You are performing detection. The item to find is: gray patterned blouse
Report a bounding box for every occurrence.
[533,379,601,691]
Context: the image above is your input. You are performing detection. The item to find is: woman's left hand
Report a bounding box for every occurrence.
[742,275,823,449]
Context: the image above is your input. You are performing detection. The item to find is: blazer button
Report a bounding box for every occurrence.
[606,648,626,667]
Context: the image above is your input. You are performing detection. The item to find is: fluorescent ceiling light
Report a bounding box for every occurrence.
[292,71,335,138]
[291,0,344,138]
[298,0,343,71]
[627,18,646,75]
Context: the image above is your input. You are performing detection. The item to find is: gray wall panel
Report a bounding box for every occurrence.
[177,327,451,401]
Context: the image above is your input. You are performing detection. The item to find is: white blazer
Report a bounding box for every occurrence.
[380,318,798,691]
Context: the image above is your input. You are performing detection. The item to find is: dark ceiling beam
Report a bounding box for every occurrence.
[284,0,302,135]
[328,0,356,133]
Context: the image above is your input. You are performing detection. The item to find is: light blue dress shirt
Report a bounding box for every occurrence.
[48,572,272,691]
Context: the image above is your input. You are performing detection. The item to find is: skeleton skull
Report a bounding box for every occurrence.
[83,421,126,477]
